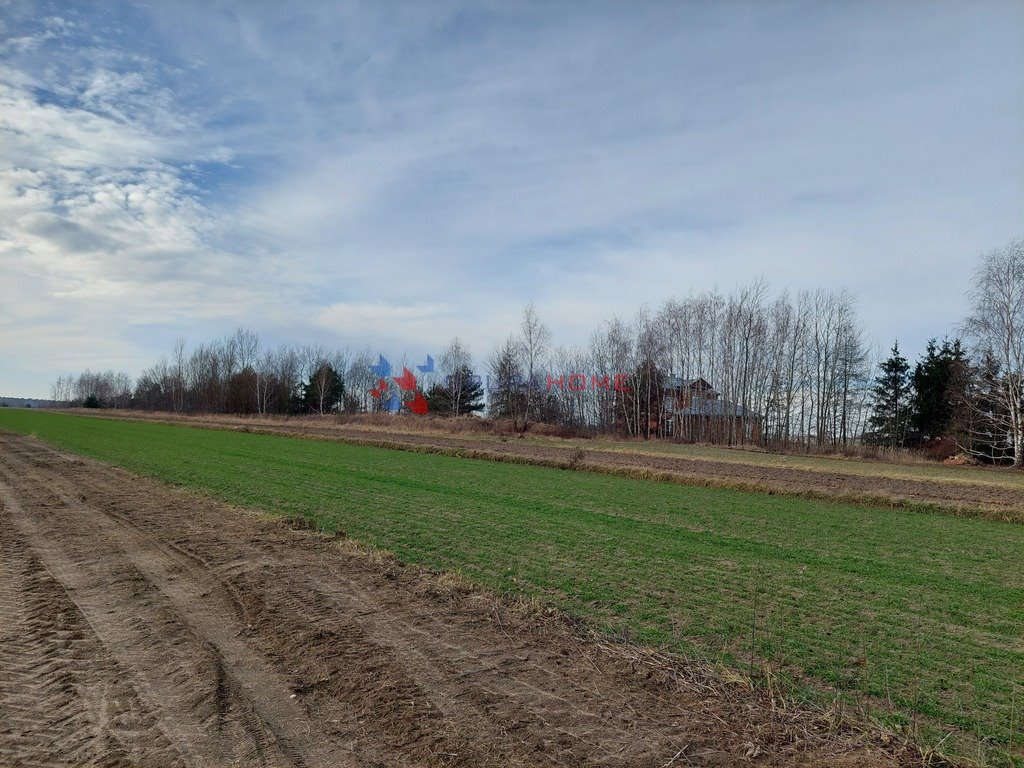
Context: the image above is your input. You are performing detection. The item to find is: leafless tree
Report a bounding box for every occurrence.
[50,375,74,405]
[487,337,528,429]
[438,337,473,417]
[170,338,187,412]
[518,303,551,423]
[50,279,880,449]
[344,348,377,413]
[959,238,1024,465]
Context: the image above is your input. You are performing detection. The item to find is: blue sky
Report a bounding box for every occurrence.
[1,0,1022,396]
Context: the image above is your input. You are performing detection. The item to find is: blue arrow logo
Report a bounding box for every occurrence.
[371,355,392,378]
[416,355,434,374]
[384,392,401,413]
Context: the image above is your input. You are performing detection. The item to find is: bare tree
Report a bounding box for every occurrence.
[68,369,132,407]
[518,303,551,423]
[49,279,880,450]
[344,348,377,413]
[960,238,1024,465]
[232,328,260,371]
[254,349,276,414]
[171,338,187,412]
[487,337,527,430]
[50,375,74,405]
[438,337,473,417]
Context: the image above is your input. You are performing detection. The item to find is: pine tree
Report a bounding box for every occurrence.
[486,339,528,429]
[427,365,485,416]
[911,339,966,441]
[301,363,343,414]
[867,342,912,447]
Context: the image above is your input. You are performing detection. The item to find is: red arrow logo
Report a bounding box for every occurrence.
[394,367,417,392]
[408,390,428,415]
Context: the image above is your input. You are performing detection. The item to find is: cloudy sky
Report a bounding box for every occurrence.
[1,0,1021,397]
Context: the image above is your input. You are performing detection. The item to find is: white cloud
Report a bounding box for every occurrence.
[0,1,1022,396]
[0,49,308,392]
[0,14,73,55]
[316,302,458,346]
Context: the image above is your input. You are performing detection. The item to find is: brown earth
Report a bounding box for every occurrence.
[0,431,914,767]
[78,410,1024,521]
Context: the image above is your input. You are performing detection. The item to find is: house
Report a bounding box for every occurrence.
[661,377,761,444]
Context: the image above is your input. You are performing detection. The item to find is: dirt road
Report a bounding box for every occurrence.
[0,432,903,767]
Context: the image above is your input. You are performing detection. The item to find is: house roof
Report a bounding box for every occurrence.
[664,376,716,391]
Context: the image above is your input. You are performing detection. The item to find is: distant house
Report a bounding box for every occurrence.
[661,377,761,444]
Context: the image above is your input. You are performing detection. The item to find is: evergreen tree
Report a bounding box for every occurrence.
[427,365,485,416]
[486,339,528,429]
[301,363,343,414]
[911,339,966,441]
[867,342,912,447]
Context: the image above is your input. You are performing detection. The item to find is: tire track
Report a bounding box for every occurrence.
[0,466,355,767]
[0,432,906,767]
[22,447,682,765]
[0,490,186,767]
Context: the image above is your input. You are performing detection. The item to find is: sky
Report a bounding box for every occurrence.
[1,0,1022,397]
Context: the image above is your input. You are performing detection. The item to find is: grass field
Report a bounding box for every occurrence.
[2,409,1022,765]
[58,409,1024,522]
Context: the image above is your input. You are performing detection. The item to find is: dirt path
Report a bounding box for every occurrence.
[0,432,906,767]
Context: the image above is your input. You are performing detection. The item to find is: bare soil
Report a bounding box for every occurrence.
[0,432,912,767]
[83,410,1024,520]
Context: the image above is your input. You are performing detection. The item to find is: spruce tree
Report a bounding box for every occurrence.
[867,342,912,447]
[427,365,485,416]
[486,340,528,428]
[911,339,966,441]
[301,363,343,414]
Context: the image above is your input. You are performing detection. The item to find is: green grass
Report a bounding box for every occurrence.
[3,409,1022,765]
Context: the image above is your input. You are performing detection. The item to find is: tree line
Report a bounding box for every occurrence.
[866,239,1024,465]
[51,238,1024,464]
